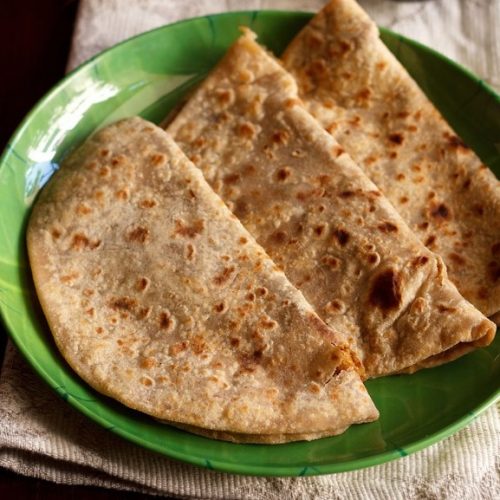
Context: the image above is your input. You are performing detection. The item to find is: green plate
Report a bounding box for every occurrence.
[0,11,499,477]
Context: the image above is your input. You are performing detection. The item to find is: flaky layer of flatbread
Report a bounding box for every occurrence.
[282,0,500,318]
[167,30,495,377]
[27,117,378,441]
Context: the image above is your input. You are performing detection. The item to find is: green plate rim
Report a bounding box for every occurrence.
[0,10,499,477]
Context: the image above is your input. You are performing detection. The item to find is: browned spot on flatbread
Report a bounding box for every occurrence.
[71,233,101,250]
[446,134,469,150]
[271,230,288,245]
[425,235,437,248]
[223,173,240,185]
[275,167,291,181]
[378,222,398,233]
[272,129,290,145]
[136,277,150,292]
[174,219,204,238]
[388,133,404,145]
[369,269,402,313]
[139,199,157,208]
[213,265,236,286]
[321,256,340,270]
[438,305,456,313]
[332,229,350,246]
[237,122,256,139]
[127,226,149,243]
[51,228,61,240]
[110,296,137,312]
[314,224,327,237]
[159,311,174,330]
[190,335,206,355]
[213,302,227,313]
[448,252,466,266]
[140,357,156,369]
[430,203,452,221]
[412,255,429,267]
[169,341,187,356]
[150,153,166,166]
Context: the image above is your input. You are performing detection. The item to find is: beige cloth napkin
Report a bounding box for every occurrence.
[1,1,499,498]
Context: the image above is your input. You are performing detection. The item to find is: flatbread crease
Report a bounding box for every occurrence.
[167,29,495,377]
[27,117,378,442]
[281,0,500,318]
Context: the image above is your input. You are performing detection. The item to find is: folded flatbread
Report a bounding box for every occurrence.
[167,30,495,377]
[27,117,378,443]
[282,0,500,319]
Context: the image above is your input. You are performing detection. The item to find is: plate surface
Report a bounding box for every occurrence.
[0,11,499,477]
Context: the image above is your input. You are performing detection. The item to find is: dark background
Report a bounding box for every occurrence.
[0,1,169,497]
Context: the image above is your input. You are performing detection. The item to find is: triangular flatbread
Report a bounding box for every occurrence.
[282,0,500,318]
[27,117,378,442]
[167,30,495,377]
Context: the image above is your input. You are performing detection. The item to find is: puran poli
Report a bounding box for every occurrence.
[27,117,378,443]
[282,0,500,318]
[167,30,495,377]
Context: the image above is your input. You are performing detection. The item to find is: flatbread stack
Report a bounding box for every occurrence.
[167,29,495,378]
[27,117,378,443]
[27,0,498,444]
[282,0,500,319]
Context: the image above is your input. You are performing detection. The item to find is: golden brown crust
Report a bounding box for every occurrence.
[27,117,378,439]
[282,0,500,318]
[167,30,495,378]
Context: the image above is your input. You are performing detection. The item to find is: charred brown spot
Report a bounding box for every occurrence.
[137,307,151,320]
[136,277,149,292]
[418,221,429,230]
[339,190,355,198]
[276,167,291,181]
[127,226,149,243]
[95,327,103,334]
[230,337,240,347]
[431,203,451,220]
[425,235,437,247]
[115,189,129,200]
[412,255,429,267]
[213,302,226,313]
[237,122,256,139]
[110,296,137,311]
[272,230,288,244]
[111,155,126,167]
[438,305,456,313]
[271,129,289,145]
[369,269,402,312]
[159,311,173,330]
[51,228,61,239]
[463,179,471,189]
[150,153,166,166]
[213,265,236,286]
[321,255,340,270]
[71,233,101,250]
[378,222,398,233]
[186,243,195,261]
[76,204,92,215]
[491,243,500,255]
[367,253,379,264]
[139,199,157,208]
[399,196,409,204]
[169,342,188,356]
[239,237,248,245]
[223,173,240,185]
[357,89,371,101]
[333,229,350,246]
[140,357,156,369]
[448,252,466,266]
[99,148,110,158]
[256,287,268,297]
[447,134,469,150]
[246,292,256,302]
[388,133,404,145]
[174,219,204,238]
[389,152,398,159]
[396,173,405,181]
[314,224,327,237]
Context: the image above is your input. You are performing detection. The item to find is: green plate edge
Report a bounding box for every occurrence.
[0,10,499,477]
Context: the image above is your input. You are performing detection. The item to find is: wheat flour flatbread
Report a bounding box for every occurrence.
[27,117,378,443]
[282,0,500,318]
[167,30,495,377]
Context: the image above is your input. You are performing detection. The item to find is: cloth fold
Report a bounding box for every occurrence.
[1,0,499,498]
